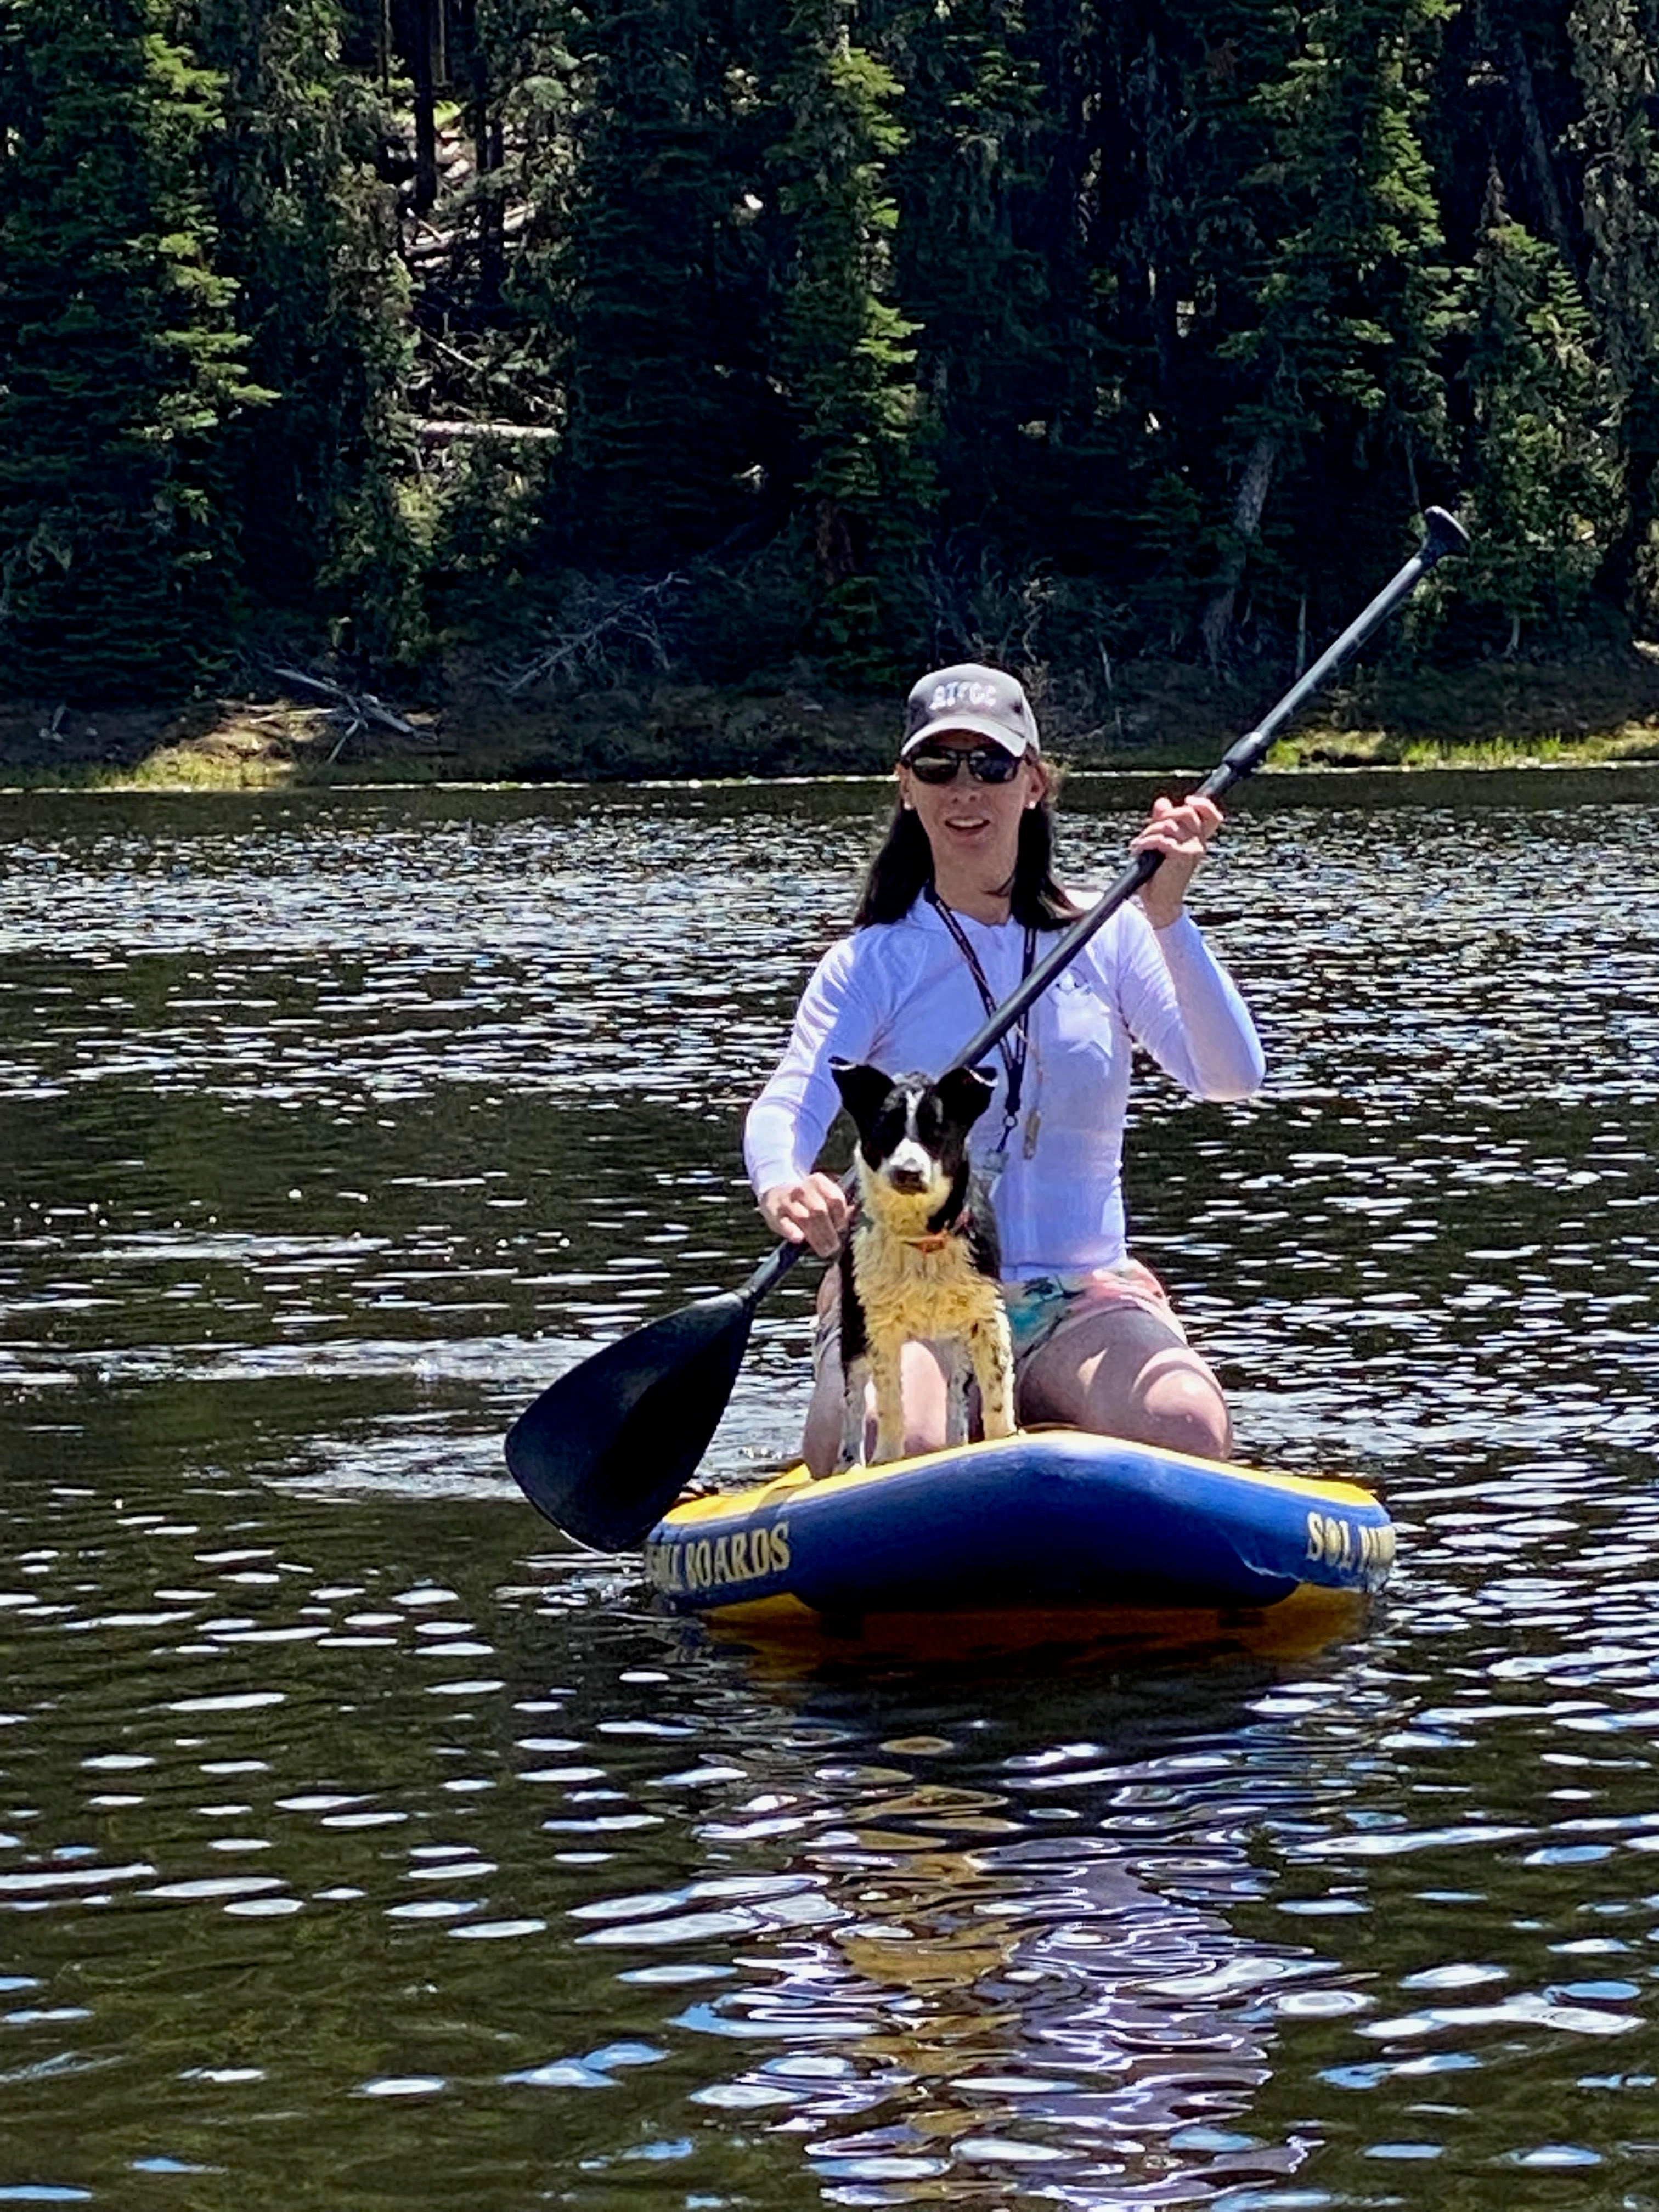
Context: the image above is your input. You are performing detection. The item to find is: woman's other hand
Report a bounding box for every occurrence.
[759,1173,850,1257]
[1131,792,1222,930]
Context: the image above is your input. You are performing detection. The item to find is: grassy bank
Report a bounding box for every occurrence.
[7,646,1659,792]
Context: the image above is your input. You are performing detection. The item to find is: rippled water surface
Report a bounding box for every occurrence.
[1,770,1657,2209]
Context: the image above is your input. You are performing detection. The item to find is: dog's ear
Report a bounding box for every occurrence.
[831,1057,895,1136]
[934,1063,998,1132]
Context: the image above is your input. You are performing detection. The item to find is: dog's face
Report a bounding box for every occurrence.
[831,1060,996,1205]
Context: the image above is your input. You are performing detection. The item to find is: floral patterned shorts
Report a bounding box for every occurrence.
[999,1257,1186,1370]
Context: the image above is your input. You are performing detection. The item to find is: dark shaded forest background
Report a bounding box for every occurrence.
[1,0,1656,723]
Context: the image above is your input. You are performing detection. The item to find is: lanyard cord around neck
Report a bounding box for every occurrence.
[923,885,1037,1159]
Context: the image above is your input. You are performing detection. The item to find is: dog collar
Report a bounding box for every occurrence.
[900,1211,973,1254]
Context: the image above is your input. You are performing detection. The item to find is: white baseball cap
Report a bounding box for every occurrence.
[900,662,1041,759]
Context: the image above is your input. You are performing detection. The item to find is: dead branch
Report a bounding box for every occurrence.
[267,665,421,762]
[496,573,684,698]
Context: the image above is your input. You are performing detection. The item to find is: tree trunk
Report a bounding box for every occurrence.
[473,31,503,313]
[1503,25,1577,276]
[410,0,439,216]
[1200,431,1277,667]
[1135,33,1180,410]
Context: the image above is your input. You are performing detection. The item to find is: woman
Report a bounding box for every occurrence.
[745,661,1265,1476]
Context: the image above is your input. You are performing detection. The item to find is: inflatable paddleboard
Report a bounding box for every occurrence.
[644,1429,1393,1651]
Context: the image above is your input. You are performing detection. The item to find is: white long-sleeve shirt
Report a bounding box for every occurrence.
[744,896,1265,1279]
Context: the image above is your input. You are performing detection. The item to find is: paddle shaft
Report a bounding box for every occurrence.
[735,506,1466,1312]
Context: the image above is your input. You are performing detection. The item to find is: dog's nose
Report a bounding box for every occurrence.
[885,1164,928,1194]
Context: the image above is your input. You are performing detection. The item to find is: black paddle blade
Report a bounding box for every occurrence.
[504,1291,757,1551]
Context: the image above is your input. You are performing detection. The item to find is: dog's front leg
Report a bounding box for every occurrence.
[868,1340,907,1464]
[840,1353,872,1469]
[969,1305,1017,1442]
[944,1351,970,1448]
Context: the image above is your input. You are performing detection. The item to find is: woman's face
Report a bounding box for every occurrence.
[898,732,1042,886]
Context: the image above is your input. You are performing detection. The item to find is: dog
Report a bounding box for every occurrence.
[830,1058,1017,1467]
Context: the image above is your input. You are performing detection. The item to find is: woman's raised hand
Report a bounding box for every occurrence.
[759,1173,850,1257]
[1131,792,1222,930]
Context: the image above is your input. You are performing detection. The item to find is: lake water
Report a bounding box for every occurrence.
[1,769,1657,2209]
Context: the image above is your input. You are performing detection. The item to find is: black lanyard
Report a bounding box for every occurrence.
[924,887,1037,1159]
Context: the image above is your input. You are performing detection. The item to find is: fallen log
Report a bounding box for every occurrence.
[408,419,562,445]
[267,665,421,763]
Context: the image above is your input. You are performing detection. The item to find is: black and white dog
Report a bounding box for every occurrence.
[830,1058,1017,1467]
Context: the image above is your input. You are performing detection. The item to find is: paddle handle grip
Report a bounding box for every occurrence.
[946,506,1466,1075]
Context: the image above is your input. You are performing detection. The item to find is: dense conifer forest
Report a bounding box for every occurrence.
[2,0,1657,742]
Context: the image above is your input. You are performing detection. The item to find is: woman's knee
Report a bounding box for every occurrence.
[1045,1323,1231,1459]
[1122,1352,1231,1460]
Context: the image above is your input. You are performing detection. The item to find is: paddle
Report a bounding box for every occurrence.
[506,505,1469,1549]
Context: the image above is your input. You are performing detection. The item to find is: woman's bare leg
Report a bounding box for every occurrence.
[1017,1302,1233,1462]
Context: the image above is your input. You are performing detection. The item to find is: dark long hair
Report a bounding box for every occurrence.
[852,769,1081,929]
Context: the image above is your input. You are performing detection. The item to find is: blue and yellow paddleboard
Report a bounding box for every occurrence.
[644,1430,1393,1654]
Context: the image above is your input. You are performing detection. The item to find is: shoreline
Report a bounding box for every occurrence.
[6,648,1659,792]
[9,746,1659,799]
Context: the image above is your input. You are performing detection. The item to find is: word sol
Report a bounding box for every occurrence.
[1305,1510,1394,1579]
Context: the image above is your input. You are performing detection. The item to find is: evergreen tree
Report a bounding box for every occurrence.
[1181,0,1454,661]
[884,0,1057,545]
[548,0,774,569]
[1473,0,1584,273]
[1,0,1652,706]
[194,0,417,658]
[1455,184,1621,646]
[0,0,269,698]
[1071,3,1220,620]
[1569,0,1659,624]
[404,0,575,377]
[770,0,937,679]
[410,0,577,633]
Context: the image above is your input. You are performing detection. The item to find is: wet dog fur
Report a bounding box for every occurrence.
[830,1058,1017,1466]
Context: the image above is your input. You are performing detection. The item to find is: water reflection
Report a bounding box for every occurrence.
[603,1663,1351,2205]
[2,774,1658,2205]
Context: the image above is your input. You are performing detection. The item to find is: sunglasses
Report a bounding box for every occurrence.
[904,744,1022,786]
